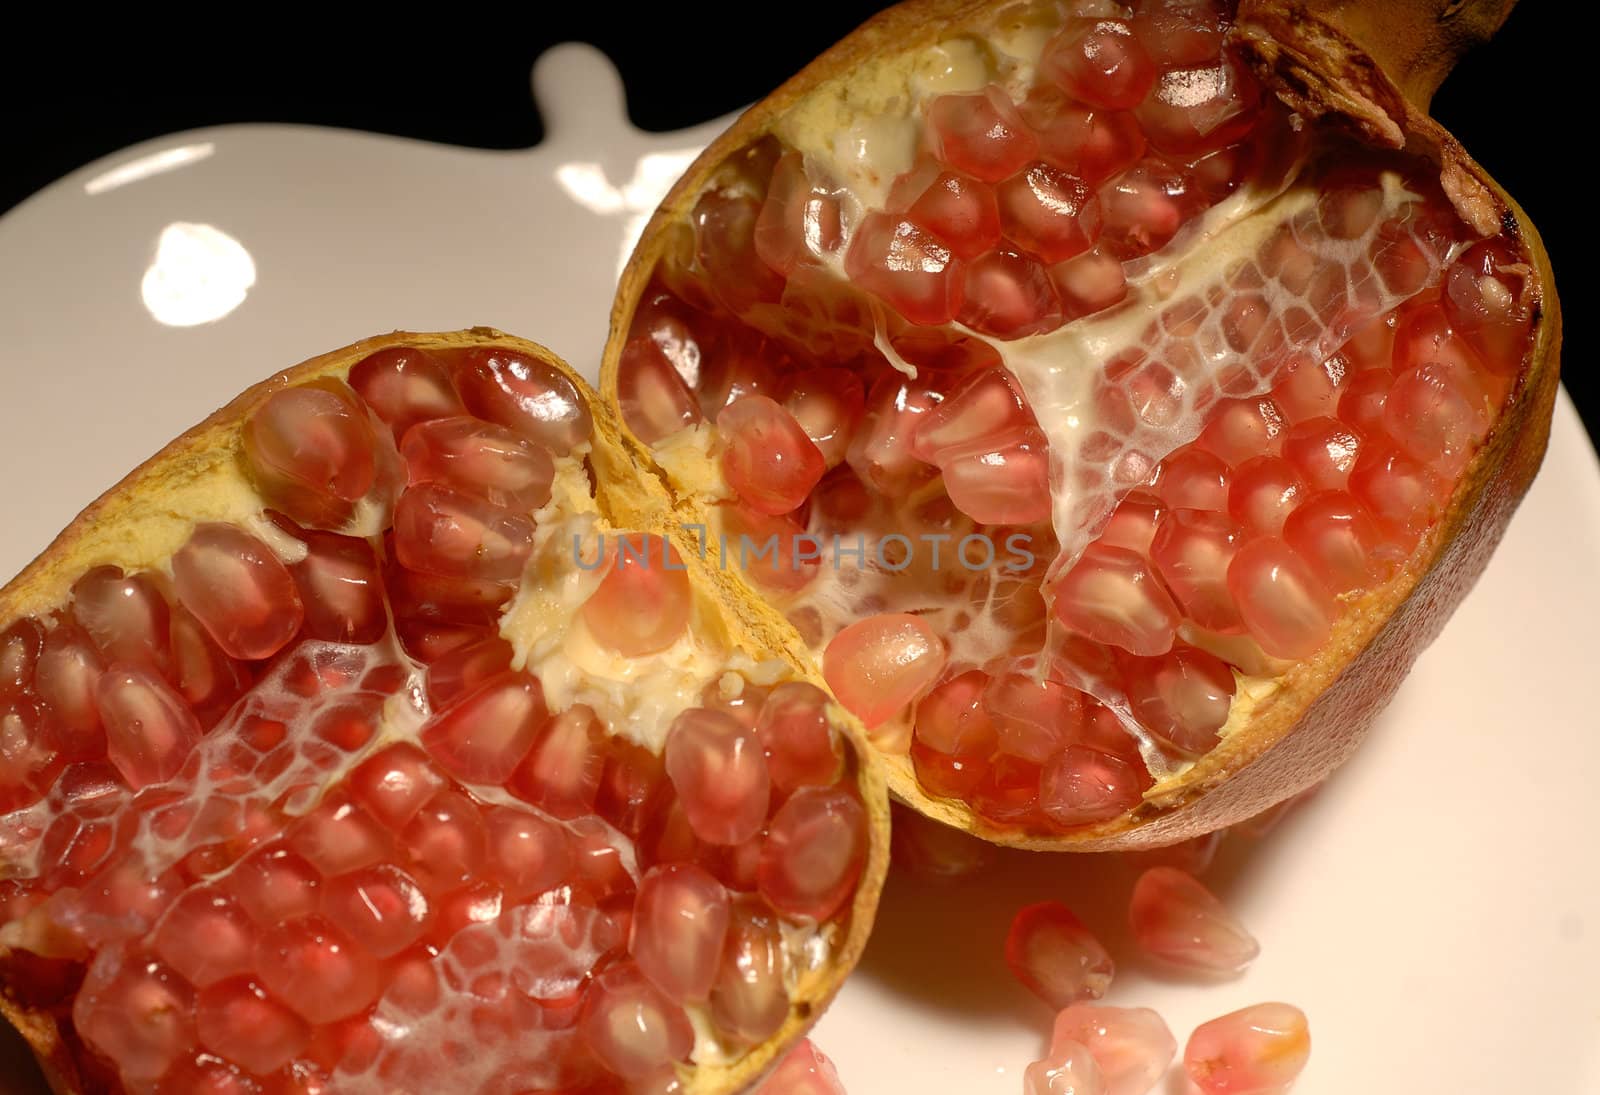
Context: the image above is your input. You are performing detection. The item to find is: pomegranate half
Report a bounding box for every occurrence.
[600,0,1561,848]
[0,331,888,1094]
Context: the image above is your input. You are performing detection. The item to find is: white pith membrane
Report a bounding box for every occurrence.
[614,0,1530,832]
[0,365,872,1092]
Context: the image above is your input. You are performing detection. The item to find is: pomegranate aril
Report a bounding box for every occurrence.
[581,534,693,657]
[347,744,449,831]
[710,898,788,1045]
[664,707,770,846]
[1051,246,1129,320]
[451,346,593,455]
[1197,398,1285,467]
[984,672,1084,765]
[173,524,305,661]
[285,530,386,645]
[1350,440,1445,543]
[1040,745,1146,829]
[911,367,1032,463]
[1184,1003,1311,1094]
[1383,361,1490,475]
[758,786,867,922]
[596,738,666,839]
[392,483,534,583]
[756,681,844,793]
[972,753,1043,825]
[1124,644,1235,755]
[579,961,694,1081]
[256,918,381,1024]
[1006,902,1114,1009]
[1157,449,1230,511]
[694,187,786,315]
[844,212,964,325]
[400,415,556,512]
[196,978,309,1077]
[1227,538,1336,660]
[73,953,197,1082]
[0,617,43,700]
[941,428,1054,525]
[509,703,605,819]
[1129,866,1258,973]
[718,395,827,516]
[321,864,432,958]
[71,567,172,674]
[97,664,202,789]
[823,612,947,728]
[906,170,1004,260]
[1024,94,1146,185]
[1053,543,1180,657]
[153,888,256,987]
[1443,236,1532,371]
[1282,417,1363,493]
[847,372,943,494]
[913,669,998,757]
[630,863,731,1004]
[754,151,843,273]
[618,328,704,444]
[483,806,571,900]
[754,1040,846,1095]
[347,345,465,440]
[289,799,392,878]
[1283,491,1391,595]
[422,634,512,710]
[1051,1004,1176,1095]
[1132,0,1225,66]
[0,696,63,812]
[1042,18,1156,109]
[1150,508,1245,633]
[1024,1039,1107,1095]
[959,248,1064,339]
[242,379,392,528]
[1228,456,1305,538]
[402,790,488,893]
[226,847,322,924]
[1338,368,1393,436]
[999,162,1102,264]
[1096,160,1198,260]
[1135,54,1260,157]
[421,671,545,786]
[928,85,1039,181]
[781,367,864,470]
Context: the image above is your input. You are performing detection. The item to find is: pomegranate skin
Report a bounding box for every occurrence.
[598,0,1561,850]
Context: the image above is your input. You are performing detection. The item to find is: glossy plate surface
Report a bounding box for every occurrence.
[0,44,1595,1095]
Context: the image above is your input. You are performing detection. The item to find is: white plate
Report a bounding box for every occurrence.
[0,44,1595,1095]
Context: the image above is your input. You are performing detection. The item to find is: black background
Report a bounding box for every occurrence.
[0,4,1590,439]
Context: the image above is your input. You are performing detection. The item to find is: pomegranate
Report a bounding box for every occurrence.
[0,333,888,1094]
[602,0,1559,848]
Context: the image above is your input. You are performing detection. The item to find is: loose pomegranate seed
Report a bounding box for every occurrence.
[392,483,535,583]
[287,529,386,645]
[718,395,827,515]
[1006,902,1114,1008]
[1129,866,1259,973]
[347,345,465,440]
[71,567,172,676]
[73,952,196,1082]
[999,162,1102,264]
[1135,54,1261,157]
[450,347,593,455]
[928,85,1039,181]
[152,888,256,987]
[1040,745,1146,828]
[1149,509,1246,633]
[664,707,771,846]
[753,1040,846,1094]
[823,613,947,728]
[242,379,395,528]
[580,534,693,657]
[906,170,1004,260]
[844,212,965,325]
[1227,538,1336,659]
[758,787,867,921]
[509,703,606,819]
[421,672,546,785]
[1042,18,1157,110]
[1124,644,1235,754]
[579,961,695,1080]
[1052,543,1181,657]
[196,978,310,1076]
[400,415,557,512]
[1051,1004,1177,1095]
[630,863,731,1003]
[1184,1003,1310,1094]
[97,664,202,789]
[756,682,844,793]
[1024,1038,1107,1095]
[172,524,304,661]
[710,897,788,1044]
[959,248,1064,339]
[755,151,843,274]
[780,367,864,470]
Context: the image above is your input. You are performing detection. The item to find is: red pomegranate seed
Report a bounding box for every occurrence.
[1149,508,1245,633]
[1130,866,1259,973]
[913,669,998,762]
[1157,449,1230,511]
[1227,538,1336,659]
[402,790,488,894]
[983,672,1084,764]
[400,415,556,512]
[1053,544,1180,657]
[421,672,545,786]
[450,347,593,455]
[256,917,381,1024]
[781,367,864,470]
[596,738,666,839]
[509,704,605,819]
[1040,745,1146,828]
[664,708,770,846]
[1283,491,1392,595]
[1132,0,1224,66]
[321,863,433,959]
[1282,417,1363,493]
[0,616,43,700]
[758,786,867,922]
[1349,440,1446,543]
[823,613,947,728]
[906,170,1004,260]
[998,162,1102,263]
[242,379,392,528]
[1125,643,1236,755]
[392,483,535,583]
[423,634,512,709]
[1273,356,1345,423]
[694,188,787,316]
[171,524,305,661]
[1096,160,1199,260]
[959,248,1064,339]
[755,681,844,793]
[844,212,965,325]
[0,696,62,812]
[1135,55,1260,157]
[928,85,1039,181]
[71,567,171,675]
[1024,1039,1107,1095]
[1384,361,1491,475]
[720,506,819,593]
[1443,237,1532,371]
[1024,92,1146,185]
[1196,397,1285,466]
[1051,246,1129,320]
[1042,18,1156,109]
[580,534,693,657]
[196,977,310,1076]
[579,961,694,1081]
[755,151,843,274]
[753,1040,846,1095]
[846,372,944,494]
[72,953,196,1082]
[1099,492,1164,555]
[941,428,1054,525]
[617,329,703,444]
[1005,902,1114,1008]
[1338,368,1393,436]
[96,664,201,789]
[710,898,788,1044]
[289,798,392,878]
[1228,455,1305,537]
[630,863,731,1003]
[1184,1003,1311,1094]
[483,805,570,901]
[718,396,827,516]
[152,888,256,987]
[1051,1004,1176,1095]
[167,606,246,719]
[911,367,1032,464]
[347,345,465,440]
[225,846,321,924]
[284,529,385,645]
[347,744,449,832]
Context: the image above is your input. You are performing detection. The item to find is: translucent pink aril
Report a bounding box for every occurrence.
[288,798,393,877]
[579,961,694,1081]
[1051,1004,1177,1095]
[1024,95,1146,185]
[928,85,1039,181]
[1283,491,1391,595]
[242,379,382,525]
[451,347,593,455]
[844,212,965,325]
[1130,866,1259,973]
[1282,417,1363,492]
[913,669,998,759]
[907,170,1003,260]
[421,672,547,785]
[1042,18,1156,109]
[1125,644,1236,755]
[823,612,948,728]
[631,863,731,1003]
[96,664,202,789]
[72,954,196,1082]
[1197,398,1285,467]
[1443,236,1532,370]
[1227,538,1336,659]
[1052,544,1181,657]
[756,681,844,793]
[1096,160,1197,260]
[321,863,433,957]
[1040,745,1146,828]
[983,672,1084,764]
[152,888,256,987]
[1350,441,1445,543]
[225,846,321,924]
[400,415,556,512]
[959,248,1064,339]
[1157,449,1230,511]
[911,367,1034,464]
[783,367,865,469]
[392,483,535,583]
[509,703,606,819]
[1383,361,1490,475]
[753,1039,847,1095]
[618,331,703,444]
[347,345,465,440]
[709,897,788,1044]
[718,395,827,516]
[1024,1038,1108,1095]
[196,977,310,1076]
[423,633,513,709]
[758,786,868,922]
[1229,456,1305,538]
[940,428,1054,525]
[665,707,770,846]
[71,567,171,675]
[1185,1003,1311,1095]
[580,534,693,657]
[1051,246,1129,320]
[999,162,1102,264]
[1149,508,1246,634]
[172,523,305,661]
[755,151,843,274]
[486,804,572,903]
[1135,55,1260,157]
[347,743,450,831]
[256,917,382,1024]
[401,790,488,894]
[846,373,944,494]
[289,529,386,644]
[1005,902,1115,1008]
